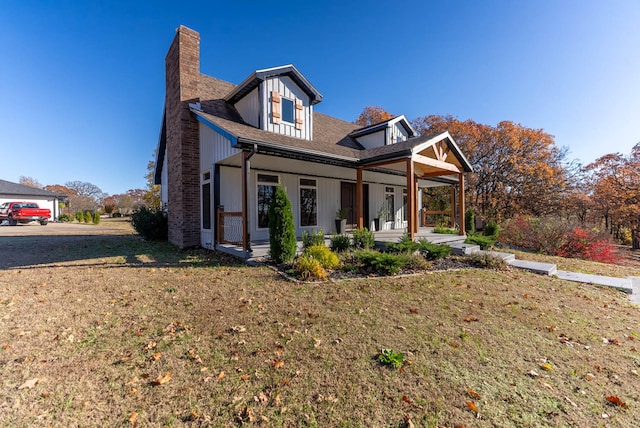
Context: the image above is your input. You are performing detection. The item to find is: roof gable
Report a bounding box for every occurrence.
[224,64,323,106]
[0,179,64,198]
[349,115,417,138]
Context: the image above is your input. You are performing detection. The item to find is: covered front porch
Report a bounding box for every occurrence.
[216,227,466,261]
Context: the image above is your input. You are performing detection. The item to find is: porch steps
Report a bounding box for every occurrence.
[554,271,633,294]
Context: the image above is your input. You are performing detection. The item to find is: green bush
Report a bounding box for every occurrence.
[84,211,92,224]
[92,212,100,225]
[469,252,507,270]
[131,206,168,241]
[354,249,407,275]
[58,214,73,222]
[484,220,500,237]
[378,348,404,369]
[330,234,351,252]
[304,244,339,269]
[417,239,452,260]
[386,234,419,253]
[465,209,475,234]
[465,234,496,250]
[301,229,325,249]
[268,187,297,264]
[433,226,459,235]
[76,210,84,223]
[352,227,375,249]
[295,254,327,280]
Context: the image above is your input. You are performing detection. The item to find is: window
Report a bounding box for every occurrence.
[384,187,395,222]
[299,178,317,227]
[282,98,295,124]
[257,174,279,229]
[201,171,211,230]
[402,188,407,221]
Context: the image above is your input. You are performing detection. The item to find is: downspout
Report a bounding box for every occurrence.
[242,144,258,253]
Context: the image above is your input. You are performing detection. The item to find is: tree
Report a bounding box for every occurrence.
[113,190,145,215]
[412,115,568,222]
[19,176,43,188]
[268,187,297,263]
[64,181,105,212]
[144,150,162,209]
[355,106,393,127]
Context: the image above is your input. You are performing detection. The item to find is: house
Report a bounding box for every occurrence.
[154,26,473,256]
[0,179,64,221]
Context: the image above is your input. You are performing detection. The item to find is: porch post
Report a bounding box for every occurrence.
[450,185,456,228]
[242,150,251,252]
[458,173,466,236]
[406,158,415,240]
[414,177,419,233]
[356,167,363,229]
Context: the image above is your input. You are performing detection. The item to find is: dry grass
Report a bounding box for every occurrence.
[1,225,639,427]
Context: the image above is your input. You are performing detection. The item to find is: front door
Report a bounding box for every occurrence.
[340,182,369,229]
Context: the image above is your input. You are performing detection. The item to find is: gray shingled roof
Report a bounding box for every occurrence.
[156,68,473,179]
[0,179,64,198]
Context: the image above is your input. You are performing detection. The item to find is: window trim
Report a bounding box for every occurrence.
[298,177,318,228]
[384,186,395,222]
[281,97,295,124]
[201,170,212,230]
[256,173,280,230]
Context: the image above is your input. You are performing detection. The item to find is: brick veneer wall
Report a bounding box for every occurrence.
[165,26,201,248]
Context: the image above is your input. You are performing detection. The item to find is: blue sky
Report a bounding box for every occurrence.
[1,1,639,196]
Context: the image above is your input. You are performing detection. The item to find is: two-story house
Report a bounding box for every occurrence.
[155,26,472,257]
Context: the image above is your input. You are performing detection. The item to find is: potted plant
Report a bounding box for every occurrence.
[373,205,389,231]
[335,208,349,234]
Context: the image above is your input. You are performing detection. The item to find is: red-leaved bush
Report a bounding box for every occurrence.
[500,217,618,264]
[555,227,618,264]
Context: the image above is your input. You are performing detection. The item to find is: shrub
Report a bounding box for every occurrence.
[131,206,168,241]
[58,214,73,222]
[465,209,475,234]
[92,212,100,225]
[76,210,84,223]
[295,254,327,280]
[555,227,618,264]
[386,234,419,253]
[304,244,339,269]
[84,211,92,224]
[403,252,431,270]
[469,252,508,270]
[484,220,500,237]
[352,227,375,249]
[301,229,325,249]
[417,240,452,260]
[433,226,459,234]
[500,216,572,255]
[465,234,496,250]
[354,249,407,275]
[268,187,297,264]
[330,234,351,252]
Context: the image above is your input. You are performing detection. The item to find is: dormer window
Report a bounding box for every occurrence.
[282,98,295,124]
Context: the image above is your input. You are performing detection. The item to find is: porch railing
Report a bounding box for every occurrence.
[217,210,243,245]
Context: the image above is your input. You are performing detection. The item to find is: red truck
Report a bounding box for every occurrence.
[0,202,52,226]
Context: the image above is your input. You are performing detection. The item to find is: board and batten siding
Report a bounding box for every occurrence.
[262,76,312,140]
[389,122,409,144]
[234,86,260,128]
[200,123,242,249]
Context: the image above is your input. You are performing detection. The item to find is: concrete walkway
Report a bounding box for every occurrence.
[450,243,640,305]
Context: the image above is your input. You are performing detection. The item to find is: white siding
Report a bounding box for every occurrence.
[390,123,409,144]
[355,129,386,149]
[263,76,312,140]
[0,197,57,221]
[234,87,260,128]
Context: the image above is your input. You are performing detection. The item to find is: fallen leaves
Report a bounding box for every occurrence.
[606,395,628,408]
[151,372,172,386]
[18,378,39,390]
[466,387,481,400]
[465,401,477,413]
[273,359,284,369]
[463,317,479,323]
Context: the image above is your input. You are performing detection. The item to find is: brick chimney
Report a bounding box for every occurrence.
[164,26,201,248]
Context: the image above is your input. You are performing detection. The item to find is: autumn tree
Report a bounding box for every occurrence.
[412,115,568,221]
[586,144,640,249]
[144,150,161,209]
[64,181,106,212]
[19,176,43,188]
[355,106,393,127]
